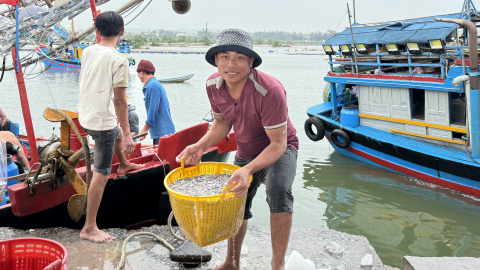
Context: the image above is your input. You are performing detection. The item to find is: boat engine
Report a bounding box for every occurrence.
[170,0,191,14]
[37,140,61,167]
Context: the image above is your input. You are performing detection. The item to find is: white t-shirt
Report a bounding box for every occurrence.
[78,44,129,131]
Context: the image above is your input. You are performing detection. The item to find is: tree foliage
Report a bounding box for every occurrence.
[150,37,160,46]
[131,35,148,48]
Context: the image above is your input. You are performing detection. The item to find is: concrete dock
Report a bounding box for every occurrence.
[0,225,399,270]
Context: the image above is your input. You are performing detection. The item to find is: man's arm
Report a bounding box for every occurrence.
[129,109,139,135]
[225,126,287,197]
[0,107,6,127]
[113,87,135,155]
[140,87,161,140]
[176,114,232,165]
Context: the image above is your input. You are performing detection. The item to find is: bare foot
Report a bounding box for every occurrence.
[80,227,116,243]
[117,162,144,174]
[208,262,238,270]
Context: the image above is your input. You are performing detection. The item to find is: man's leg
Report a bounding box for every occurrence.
[80,172,114,243]
[115,128,144,174]
[266,147,297,270]
[208,220,248,270]
[270,212,292,270]
[79,128,118,243]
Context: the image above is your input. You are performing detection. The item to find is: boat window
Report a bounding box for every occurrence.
[411,89,425,120]
[451,93,466,126]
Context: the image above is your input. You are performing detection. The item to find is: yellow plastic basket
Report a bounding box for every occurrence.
[164,161,252,247]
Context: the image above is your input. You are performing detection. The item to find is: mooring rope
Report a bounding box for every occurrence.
[115,211,184,270]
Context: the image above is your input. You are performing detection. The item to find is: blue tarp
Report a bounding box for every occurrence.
[325,13,463,46]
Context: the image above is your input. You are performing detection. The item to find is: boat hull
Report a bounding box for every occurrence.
[0,149,229,230]
[315,116,480,197]
[158,73,194,83]
[41,58,81,70]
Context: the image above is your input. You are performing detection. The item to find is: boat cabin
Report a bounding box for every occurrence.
[321,12,473,150]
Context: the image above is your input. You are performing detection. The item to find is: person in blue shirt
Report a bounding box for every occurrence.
[136,60,175,145]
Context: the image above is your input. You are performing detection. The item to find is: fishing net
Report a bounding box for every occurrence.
[0,138,7,203]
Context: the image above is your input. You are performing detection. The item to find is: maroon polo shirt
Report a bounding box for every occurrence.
[206,69,299,160]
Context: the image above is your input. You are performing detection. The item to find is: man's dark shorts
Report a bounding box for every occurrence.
[82,126,121,176]
[234,146,298,220]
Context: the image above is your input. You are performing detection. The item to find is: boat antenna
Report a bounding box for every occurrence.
[347,3,359,78]
[353,0,356,24]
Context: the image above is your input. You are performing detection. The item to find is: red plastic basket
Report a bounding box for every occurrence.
[0,238,68,270]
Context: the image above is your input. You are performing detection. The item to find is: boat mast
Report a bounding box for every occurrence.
[89,0,101,42]
[347,3,359,78]
[8,0,40,164]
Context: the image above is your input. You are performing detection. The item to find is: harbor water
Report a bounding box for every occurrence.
[1,46,480,268]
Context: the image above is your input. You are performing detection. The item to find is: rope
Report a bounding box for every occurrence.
[168,211,185,241]
[115,211,184,270]
[0,56,5,82]
[115,231,175,270]
[124,0,152,26]
[464,139,480,165]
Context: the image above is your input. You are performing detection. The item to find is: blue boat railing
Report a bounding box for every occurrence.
[327,45,479,79]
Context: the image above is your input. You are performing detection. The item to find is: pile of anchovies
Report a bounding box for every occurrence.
[169,174,232,196]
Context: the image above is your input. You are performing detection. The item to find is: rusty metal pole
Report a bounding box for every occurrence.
[347,3,359,78]
[436,17,479,158]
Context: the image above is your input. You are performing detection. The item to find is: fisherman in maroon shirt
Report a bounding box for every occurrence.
[176,28,298,270]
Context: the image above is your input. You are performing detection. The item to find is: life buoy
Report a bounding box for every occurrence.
[331,129,350,148]
[304,117,325,141]
[132,59,136,66]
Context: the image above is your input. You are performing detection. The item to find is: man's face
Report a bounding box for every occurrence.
[215,51,254,85]
[137,71,145,83]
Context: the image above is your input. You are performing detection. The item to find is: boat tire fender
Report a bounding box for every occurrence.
[132,59,136,66]
[331,129,350,148]
[304,117,325,141]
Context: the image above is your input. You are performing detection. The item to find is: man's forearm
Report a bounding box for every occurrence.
[114,100,130,134]
[243,141,286,175]
[196,119,231,151]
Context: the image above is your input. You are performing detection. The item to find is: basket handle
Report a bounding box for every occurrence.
[222,182,238,196]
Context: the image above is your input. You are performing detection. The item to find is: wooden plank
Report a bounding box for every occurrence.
[389,129,466,145]
[359,113,468,133]
[43,109,78,122]
[60,121,70,150]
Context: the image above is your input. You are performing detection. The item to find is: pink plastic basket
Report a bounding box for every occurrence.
[0,238,68,270]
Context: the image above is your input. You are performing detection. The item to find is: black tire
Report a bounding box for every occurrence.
[132,59,136,66]
[304,117,325,141]
[331,129,350,148]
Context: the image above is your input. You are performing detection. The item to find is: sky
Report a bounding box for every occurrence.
[67,0,469,34]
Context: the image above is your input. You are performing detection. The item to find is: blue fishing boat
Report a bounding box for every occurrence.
[158,73,194,83]
[37,38,135,70]
[306,0,480,197]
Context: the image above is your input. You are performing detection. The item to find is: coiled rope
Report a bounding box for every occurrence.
[115,211,185,270]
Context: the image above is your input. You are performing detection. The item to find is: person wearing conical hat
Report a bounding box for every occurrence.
[176,28,299,270]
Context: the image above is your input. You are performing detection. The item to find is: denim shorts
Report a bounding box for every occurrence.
[82,126,121,175]
[234,146,298,220]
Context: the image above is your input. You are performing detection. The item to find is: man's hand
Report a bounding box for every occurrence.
[224,167,251,197]
[122,132,136,155]
[0,107,6,127]
[176,143,205,165]
[139,127,148,140]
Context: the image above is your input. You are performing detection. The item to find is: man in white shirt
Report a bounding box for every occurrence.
[78,11,143,243]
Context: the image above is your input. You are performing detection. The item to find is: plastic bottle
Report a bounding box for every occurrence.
[345,88,352,103]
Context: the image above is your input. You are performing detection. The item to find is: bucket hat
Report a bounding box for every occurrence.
[205,28,262,68]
